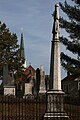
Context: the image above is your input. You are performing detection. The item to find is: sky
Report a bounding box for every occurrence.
[0,0,72,79]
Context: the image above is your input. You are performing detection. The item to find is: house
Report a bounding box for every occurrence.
[16,64,46,96]
[23,65,36,82]
[61,75,80,99]
[75,0,80,4]
[21,65,36,95]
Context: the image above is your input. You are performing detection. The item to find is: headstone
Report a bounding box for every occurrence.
[39,65,46,93]
[3,63,15,95]
[4,86,15,95]
[34,68,40,96]
[3,63,8,86]
[24,83,33,95]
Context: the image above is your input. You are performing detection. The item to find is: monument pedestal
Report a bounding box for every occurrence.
[4,86,15,95]
[44,90,69,120]
[24,83,33,95]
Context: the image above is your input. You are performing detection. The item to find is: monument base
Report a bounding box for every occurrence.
[4,86,15,95]
[39,90,46,94]
[44,90,69,120]
[44,112,69,120]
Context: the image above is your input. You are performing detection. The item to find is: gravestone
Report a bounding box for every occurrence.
[24,83,33,95]
[39,65,46,93]
[4,86,15,95]
[3,63,8,86]
[3,64,15,95]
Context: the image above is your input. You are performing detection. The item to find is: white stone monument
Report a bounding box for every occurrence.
[39,65,46,93]
[24,83,33,95]
[44,3,69,120]
[4,86,15,95]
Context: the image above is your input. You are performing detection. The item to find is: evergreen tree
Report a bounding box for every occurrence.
[0,21,24,81]
[59,1,80,76]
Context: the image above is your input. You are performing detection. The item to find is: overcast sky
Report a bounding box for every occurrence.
[0,0,71,79]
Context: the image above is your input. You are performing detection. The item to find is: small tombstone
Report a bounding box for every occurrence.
[39,65,46,93]
[4,86,15,95]
[24,83,33,95]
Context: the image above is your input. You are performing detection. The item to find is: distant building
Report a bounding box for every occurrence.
[21,65,36,95]
[23,65,36,82]
[75,0,80,4]
[19,65,47,96]
[61,75,80,99]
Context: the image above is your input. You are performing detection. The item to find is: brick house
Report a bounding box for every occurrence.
[61,75,80,99]
[16,65,36,96]
[22,65,36,95]
[75,0,80,4]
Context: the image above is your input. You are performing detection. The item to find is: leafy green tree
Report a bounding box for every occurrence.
[0,21,24,81]
[59,1,80,76]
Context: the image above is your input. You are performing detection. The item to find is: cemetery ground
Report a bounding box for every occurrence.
[0,95,80,120]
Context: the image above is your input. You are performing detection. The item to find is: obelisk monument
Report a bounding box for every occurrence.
[44,4,69,120]
[49,3,61,91]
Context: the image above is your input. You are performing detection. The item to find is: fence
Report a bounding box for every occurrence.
[0,95,46,120]
[64,97,80,120]
[0,95,80,120]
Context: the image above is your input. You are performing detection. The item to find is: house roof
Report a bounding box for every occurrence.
[24,65,36,75]
[18,65,36,82]
[61,75,77,83]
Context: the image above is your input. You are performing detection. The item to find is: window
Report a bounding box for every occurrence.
[78,82,80,90]
[29,70,31,74]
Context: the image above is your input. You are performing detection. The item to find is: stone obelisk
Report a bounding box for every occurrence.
[44,4,69,120]
[49,3,61,91]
